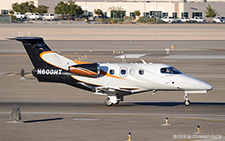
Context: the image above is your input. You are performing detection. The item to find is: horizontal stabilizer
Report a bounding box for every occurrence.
[115,54,147,59]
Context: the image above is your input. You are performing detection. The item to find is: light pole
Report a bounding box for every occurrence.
[144,0,146,17]
[155,0,158,22]
[85,0,87,19]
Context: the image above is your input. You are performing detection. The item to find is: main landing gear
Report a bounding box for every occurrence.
[104,96,123,106]
[105,98,113,106]
[184,92,191,106]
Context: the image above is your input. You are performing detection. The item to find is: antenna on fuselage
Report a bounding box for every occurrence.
[114,54,147,63]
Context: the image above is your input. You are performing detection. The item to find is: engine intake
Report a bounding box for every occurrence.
[69,63,100,76]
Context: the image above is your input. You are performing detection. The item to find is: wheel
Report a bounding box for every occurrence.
[105,98,113,106]
[184,100,191,106]
[114,101,120,105]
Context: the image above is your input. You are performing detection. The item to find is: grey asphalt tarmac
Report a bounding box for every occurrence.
[0,40,225,141]
[1,24,225,40]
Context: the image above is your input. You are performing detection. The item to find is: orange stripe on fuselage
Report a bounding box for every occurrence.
[40,51,125,80]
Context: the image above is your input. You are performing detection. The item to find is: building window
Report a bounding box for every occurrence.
[143,12,150,17]
[111,11,126,18]
[1,10,8,15]
[83,10,88,16]
[150,11,162,18]
[173,12,177,18]
[162,12,168,18]
[88,12,93,17]
[102,12,107,17]
[192,12,202,18]
[182,12,188,18]
[130,12,135,18]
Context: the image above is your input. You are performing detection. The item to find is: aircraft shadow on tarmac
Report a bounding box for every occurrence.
[131,102,225,107]
[1,102,225,107]
[22,118,63,123]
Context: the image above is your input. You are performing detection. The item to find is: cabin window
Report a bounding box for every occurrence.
[120,67,127,77]
[139,70,144,75]
[109,69,115,75]
[121,69,126,75]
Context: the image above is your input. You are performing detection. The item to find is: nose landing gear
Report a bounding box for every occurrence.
[184,92,191,106]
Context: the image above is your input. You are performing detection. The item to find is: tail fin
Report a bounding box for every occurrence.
[10,37,51,69]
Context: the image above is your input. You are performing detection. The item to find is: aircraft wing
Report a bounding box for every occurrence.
[95,87,153,96]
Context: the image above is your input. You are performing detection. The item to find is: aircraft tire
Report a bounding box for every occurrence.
[105,98,113,106]
[184,100,191,106]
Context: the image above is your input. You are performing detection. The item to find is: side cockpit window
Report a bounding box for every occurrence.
[161,67,182,74]
[161,68,171,74]
[170,67,182,74]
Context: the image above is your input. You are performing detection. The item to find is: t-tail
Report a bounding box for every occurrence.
[9,37,51,69]
[9,37,99,83]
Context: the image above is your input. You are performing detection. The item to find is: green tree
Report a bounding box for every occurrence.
[76,6,83,16]
[55,2,67,15]
[12,1,35,13]
[11,1,48,14]
[94,9,103,16]
[9,10,14,15]
[55,1,83,19]
[134,10,140,17]
[12,3,21,13]
[35,5,49,14]
[205,4,217,18]
[109,6,125,18]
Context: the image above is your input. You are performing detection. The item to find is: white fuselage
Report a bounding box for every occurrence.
[71,63,213,92]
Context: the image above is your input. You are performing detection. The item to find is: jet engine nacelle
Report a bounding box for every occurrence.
[68,63,100,76]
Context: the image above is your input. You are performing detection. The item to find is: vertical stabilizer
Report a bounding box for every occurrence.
[10,37,51,69]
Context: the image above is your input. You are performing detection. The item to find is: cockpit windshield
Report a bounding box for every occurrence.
[160,67,182,74]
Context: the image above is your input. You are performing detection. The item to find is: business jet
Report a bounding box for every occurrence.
[10,37,213,106]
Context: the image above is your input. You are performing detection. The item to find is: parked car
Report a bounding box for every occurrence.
[27,13,41,20]
[191,16,206,23]
[161,16,177,23]
[42,14,58,21]
[179,17,190,23]
[14,13,26,19]
[213,17,225,23]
